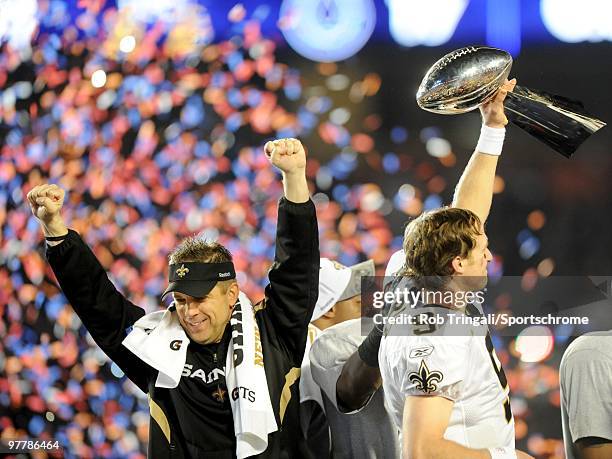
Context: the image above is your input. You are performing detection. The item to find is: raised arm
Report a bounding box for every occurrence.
[338,83,519,410]
[27,184,154,392]
[452,79,516,223]
[261,139,319,365]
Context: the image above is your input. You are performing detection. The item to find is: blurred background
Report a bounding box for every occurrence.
[1,0,611,457]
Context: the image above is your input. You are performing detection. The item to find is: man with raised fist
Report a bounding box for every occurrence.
[28,138,320,459]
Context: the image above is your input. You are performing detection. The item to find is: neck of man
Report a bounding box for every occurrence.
[212,321,231,343]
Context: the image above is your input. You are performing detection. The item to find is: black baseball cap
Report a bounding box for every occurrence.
[161,261,236,300]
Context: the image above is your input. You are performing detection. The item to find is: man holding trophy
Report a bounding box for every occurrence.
[375,46,605,457]
[378,77,534,459]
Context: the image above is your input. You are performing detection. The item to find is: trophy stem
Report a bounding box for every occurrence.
[505,85,606,158]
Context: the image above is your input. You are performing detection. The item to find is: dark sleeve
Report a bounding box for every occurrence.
[46,229,155,392]
[260,198,319,366]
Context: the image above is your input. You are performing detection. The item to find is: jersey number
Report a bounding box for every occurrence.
[414,312,436,335]
[485,332,513,423]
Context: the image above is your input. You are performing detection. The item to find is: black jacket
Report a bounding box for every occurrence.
[46,198,320,458]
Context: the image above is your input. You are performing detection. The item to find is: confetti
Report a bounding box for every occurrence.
[0,3,552,457]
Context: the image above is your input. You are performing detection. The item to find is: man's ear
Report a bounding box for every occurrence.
[322,305,336,319]
[451,256,464,275]
[227,281,239,309]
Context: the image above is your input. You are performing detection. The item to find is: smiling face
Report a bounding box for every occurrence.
[173,281,238,344]
[166,238,238,343]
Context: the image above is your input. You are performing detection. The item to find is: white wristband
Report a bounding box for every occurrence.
[488,447,517,459]
[476,125,506,156]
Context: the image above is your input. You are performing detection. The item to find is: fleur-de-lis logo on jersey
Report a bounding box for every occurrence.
[408,360,443,394]
[176,264,189,278]
[212,386,227,403]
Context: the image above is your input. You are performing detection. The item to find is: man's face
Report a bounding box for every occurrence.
[456,230,492,290]
[173,283,237,344]
[333,294,362,324]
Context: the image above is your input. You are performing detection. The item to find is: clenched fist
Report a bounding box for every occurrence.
[264,138,306,175]
[26,184,68,237]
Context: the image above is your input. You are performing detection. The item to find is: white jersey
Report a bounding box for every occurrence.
[379,304,515,451]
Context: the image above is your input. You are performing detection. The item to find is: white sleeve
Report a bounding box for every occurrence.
[390,335,470,401]
[309,320,368,412]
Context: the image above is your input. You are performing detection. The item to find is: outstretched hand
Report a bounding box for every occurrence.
[480,78,517,128]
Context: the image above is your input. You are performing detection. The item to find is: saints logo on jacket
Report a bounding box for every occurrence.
[182,364,225,384]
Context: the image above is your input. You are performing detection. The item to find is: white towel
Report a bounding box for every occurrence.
[122,292,277,458]
[227,293,278,458]
[122,307,188,388]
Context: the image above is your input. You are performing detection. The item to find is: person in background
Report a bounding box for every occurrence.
[305,257,400,458]
[301,258,399,458]
[560,330,612,459]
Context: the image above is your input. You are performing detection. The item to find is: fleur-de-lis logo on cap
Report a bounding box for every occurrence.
[176,264,189,278]
[408,360,443,394]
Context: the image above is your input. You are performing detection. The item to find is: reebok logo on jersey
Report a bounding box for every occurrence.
[409,345,434,358]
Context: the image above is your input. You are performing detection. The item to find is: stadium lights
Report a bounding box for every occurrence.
[91,69,107,88]
[515,326,555,363]
[119,35,136,53]
[279,0,376,62]
[541,0,612,42]
[117,0,191,23]
[385,0,468,46]
[0,0,38,50]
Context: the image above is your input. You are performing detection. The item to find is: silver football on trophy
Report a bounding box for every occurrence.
[416,46,512,114]
[416,46,606,157]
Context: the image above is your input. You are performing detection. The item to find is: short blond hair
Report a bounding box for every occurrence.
[169,237,233,264]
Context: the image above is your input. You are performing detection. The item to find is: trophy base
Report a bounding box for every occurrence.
[505,86,607,158]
